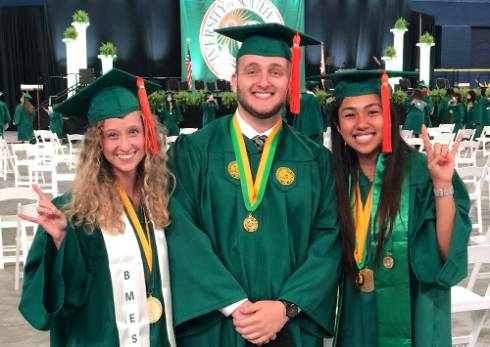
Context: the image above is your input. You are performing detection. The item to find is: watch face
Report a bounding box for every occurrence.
[286,304,299,318]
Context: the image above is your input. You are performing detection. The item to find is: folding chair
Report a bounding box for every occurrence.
[456,166,487,234]
[455,141,479,168]
[0,187,38,269]
[451,245,490,347]
[400,129,413,141]
[405,137,425,152]
[439,123,456,134]
[66,134,84,169]
[479,126,490,156]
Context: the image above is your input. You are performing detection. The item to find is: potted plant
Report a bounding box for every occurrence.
[221,91,237,114]
[384,46,397,59]
[148,90,165,115]
[394,17,408,31]
[98,42,117,74]
[419,32,435,45]
[63,26,78,41]
[391,90,407,105]
[315,90,331,106]
[72,9,89,24]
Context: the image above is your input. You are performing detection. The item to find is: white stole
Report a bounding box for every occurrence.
[101,215,176,347]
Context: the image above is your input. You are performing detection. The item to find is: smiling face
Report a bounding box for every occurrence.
[102,111,145,183]
[232,54,290,122]
[337,94,383,163]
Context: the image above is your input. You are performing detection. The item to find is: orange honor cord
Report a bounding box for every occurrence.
[289,32,302,115]
[136,76,160,156]
[380,71,392,153]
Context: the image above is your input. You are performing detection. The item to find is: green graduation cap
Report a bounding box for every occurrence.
[54,68,160,124]
[215,23,320,61]
[325,69,418,153]
[418,82,429,89]
[55,68,161,155]
[22,92,32,100]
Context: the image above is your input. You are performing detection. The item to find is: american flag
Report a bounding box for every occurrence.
[185,39,193,90]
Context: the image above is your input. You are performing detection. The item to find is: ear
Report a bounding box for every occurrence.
[231,72,238,93]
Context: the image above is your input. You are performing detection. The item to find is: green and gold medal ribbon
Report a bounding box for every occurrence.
[230,113,282,211]
[353,183,373,270]
[115,182,153,272]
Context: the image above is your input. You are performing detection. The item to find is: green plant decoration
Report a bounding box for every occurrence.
[428,88,446,104]
[174,91,192,110]
[394,17,408,30]
[148,91,165,114]
[419,32,435,45]
[99,42,117,59]
[315,90,331,106]
[63,26,78,40]
[384,46,397,59]
[72,9,89,23]
[391,90,407,104]
[190,90,205,106]
[221,91,238,109]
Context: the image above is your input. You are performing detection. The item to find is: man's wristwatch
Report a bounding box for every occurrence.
[280,300,299,319]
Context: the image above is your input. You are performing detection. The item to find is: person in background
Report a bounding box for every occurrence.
[13,92,35,142]
[327,70,471,347]
[18,69,176,347]
[464,90,482,137]
[480,87,490,127]
[201,93,219,127]
[160,92,183,136]
[0,91,11,138]
[437,88,454,125]
[166,23,341,347]
[402,89,426,136]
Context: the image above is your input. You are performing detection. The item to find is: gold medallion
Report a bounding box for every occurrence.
[356,267,375,293]
[243,213,258,233]
[275,167,295,185]
[383,255,394,269]
[147,295,163,324]
[228,161,240,179]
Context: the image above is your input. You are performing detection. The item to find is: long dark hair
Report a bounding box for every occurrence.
[331,97,412,281]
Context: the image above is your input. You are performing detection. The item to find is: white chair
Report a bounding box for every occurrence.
[0,187,38,269]
[457,129,476,142]
[11,143,39,187]
[179,128,198,135]
[66,134,84,169]
[479,126,490,156]
[400,129,413,141]
[451,245,490,347]
[0,138,14,180]
[51,169,75,197]
[14,202,37,290]
[431,132,454,146]
[455,141,479,168]
[405,137,425,152]
[456,166,487,234]
[427,127,440,138]
[439,123,455,134]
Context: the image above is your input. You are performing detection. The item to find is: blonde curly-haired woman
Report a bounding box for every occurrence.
[18,69,176,347]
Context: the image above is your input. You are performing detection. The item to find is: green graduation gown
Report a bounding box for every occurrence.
[49,111,64,139]
[290,93,324,145]
[403,102,425,135]
[19,194,174,347]
[201,101,219,127]
[166,115,341,347]
[464,101,482,137]
[13,103,35,141]
[437,95,450,124]
[447,103,465,133]
[0,100,11,137]
[160,102,183,136]
[480,96,490,126]
[334,151,471,347]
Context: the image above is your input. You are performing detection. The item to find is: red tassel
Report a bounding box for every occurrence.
[289,33,301,114]
[380,71,392,153]
[136,76,160,156]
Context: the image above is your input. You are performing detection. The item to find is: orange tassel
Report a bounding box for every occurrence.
[380,71,392,153]
[289,32,301,114]
[136,76,160,156]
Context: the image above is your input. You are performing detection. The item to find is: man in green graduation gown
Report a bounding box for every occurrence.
[287,92,325,145]
[166,23,341,347]
[0,92,11,137]
[13,92,36,142]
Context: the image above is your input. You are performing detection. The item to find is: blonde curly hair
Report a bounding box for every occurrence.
[66,113,174,234]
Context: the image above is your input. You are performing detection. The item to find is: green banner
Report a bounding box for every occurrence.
[180,0,305,83]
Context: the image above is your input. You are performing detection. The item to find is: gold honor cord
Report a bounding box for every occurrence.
[115,182,153,272]
[353,182,373,269]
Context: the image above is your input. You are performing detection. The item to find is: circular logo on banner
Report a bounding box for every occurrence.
[200,0,284,81]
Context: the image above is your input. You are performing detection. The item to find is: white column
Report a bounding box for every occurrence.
[390,28,408,71]
[63,38,79,97]
[72,22,90,69]
[381,56,399,88]
[98,55,115,75]
[417,42,435,85]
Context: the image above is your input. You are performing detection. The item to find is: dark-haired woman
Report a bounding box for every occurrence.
[328,70,471,347]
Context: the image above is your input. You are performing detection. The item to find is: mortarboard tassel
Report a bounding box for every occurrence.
[289,32,301,114]
[380,71,392,153]
[136,76,160,156]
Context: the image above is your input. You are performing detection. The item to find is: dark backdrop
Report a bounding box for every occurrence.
[1,0,428,116]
